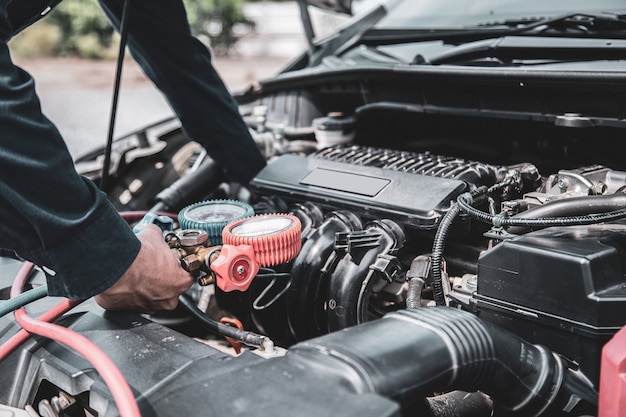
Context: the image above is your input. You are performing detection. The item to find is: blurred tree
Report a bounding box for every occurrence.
[47,0,114,58]
[11,0,254,58]
[185,0,255,56]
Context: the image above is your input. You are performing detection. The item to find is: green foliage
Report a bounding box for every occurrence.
[184,0,255,56]
[9,22,63,58]
[11,0,254,59]
[47,0,115,58]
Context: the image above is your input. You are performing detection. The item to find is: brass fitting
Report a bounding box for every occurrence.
[181,253,203,272]
[166,228,222,281]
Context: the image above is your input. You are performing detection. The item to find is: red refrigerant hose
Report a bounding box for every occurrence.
[1,262,141,417]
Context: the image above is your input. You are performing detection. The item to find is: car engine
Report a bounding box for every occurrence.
[3,64,626,417]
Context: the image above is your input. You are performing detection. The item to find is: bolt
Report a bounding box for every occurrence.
[590,182,607,195]
[557,179,568,190]
[236,265,245,275]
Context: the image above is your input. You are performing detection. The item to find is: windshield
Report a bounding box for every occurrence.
[375,0,626,29]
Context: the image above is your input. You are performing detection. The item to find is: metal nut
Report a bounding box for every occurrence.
[177,229,209,247]
[181,254,203,272]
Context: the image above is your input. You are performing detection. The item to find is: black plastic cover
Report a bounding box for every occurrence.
[475,224,626,386]
[250,154,467,230]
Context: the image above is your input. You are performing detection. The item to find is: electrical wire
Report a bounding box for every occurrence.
[430,186,488,306]
[430,203,462,306]
[1,262,141,417]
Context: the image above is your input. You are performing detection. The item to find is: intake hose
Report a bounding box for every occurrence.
[292,307,597,416]
[325,219,405,332]
[287,210,362,341]
[150,158,225,212]
[508,193,626,234]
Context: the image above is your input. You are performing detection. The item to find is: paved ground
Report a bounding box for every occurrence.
[13,55,292,158]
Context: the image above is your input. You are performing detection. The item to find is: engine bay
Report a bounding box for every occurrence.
[2,72,626,417]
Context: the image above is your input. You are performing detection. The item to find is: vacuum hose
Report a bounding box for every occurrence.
[458,191,626,229]
[508,193,626,234]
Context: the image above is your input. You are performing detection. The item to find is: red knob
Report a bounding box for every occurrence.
[211,244,259,292]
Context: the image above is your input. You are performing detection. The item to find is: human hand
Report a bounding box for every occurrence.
[95,224,194,312]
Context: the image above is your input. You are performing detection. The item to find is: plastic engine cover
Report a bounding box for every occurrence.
[249,153,467,230]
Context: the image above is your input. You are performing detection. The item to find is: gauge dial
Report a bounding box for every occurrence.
[178,200,254,245]
[222,214,302,267]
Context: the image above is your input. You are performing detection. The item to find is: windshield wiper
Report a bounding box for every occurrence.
[425,36,626,66]
[474,12,626,35]
[360,12,626,46]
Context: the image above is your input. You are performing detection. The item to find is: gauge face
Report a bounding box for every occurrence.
[231,216,295,237]
[184,203,249,223]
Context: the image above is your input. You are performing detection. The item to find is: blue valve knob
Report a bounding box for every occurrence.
[132,212,175,234]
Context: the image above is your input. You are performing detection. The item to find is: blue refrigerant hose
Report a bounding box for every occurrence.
[0,285,48,319]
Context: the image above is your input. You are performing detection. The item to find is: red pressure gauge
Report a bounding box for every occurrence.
[211,214,302,292]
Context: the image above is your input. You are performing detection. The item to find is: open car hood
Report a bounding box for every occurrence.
[302,0,353,14]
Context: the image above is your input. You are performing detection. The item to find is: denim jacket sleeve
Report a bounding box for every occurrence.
[0,41,140,299]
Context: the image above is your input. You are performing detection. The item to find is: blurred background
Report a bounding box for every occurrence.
[9,0,376,158]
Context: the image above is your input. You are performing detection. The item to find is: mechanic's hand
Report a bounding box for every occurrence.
[95,224,193,312]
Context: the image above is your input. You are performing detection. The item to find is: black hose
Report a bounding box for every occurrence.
[293,307,597,416]
[508,193,626,233]
[405,255,430,309]
[430,186,488,306]
[100,0,131,192]
[178,294,271,350]
[458,191,626,229]
[150,158,225,213]
[405,277,424,309]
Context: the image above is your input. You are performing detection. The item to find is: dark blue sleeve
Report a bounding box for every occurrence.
[98,0,267,184]
[0,40,141,299]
